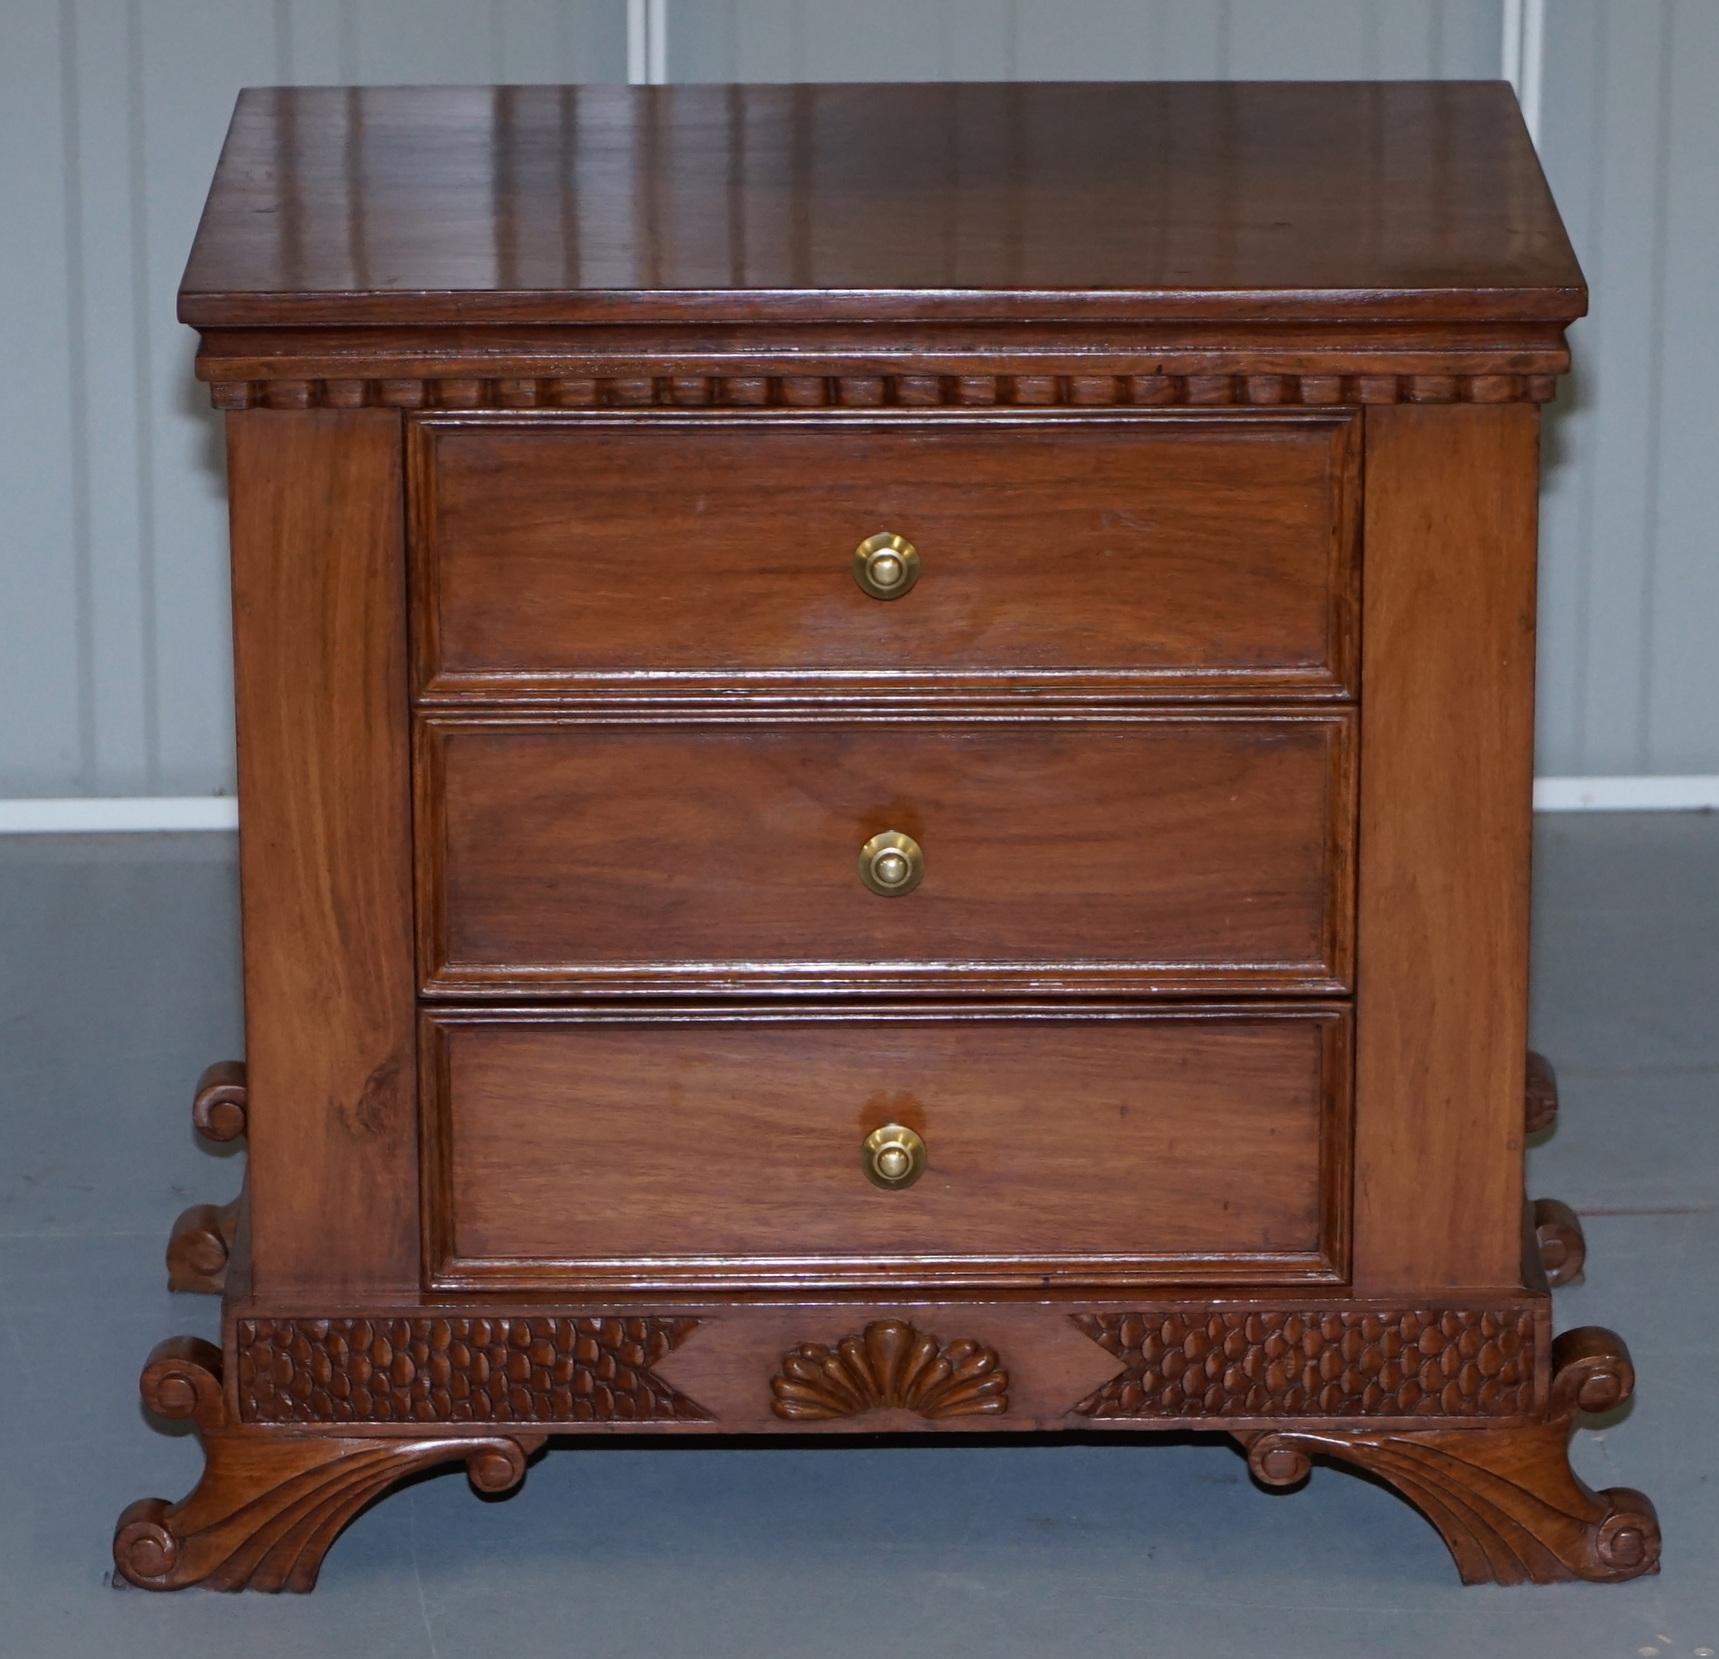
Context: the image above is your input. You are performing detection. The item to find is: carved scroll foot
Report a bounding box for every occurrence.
[165,1062,247,1295]
[1239,1327,1659,1584]
[113,1338,544,1591]
[191,1060,249,1142]
[1525,1049,1559,1134]
[166,1199,240,1294]
[1533,1197,1587,1288]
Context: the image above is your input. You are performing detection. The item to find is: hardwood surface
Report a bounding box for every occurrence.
[769,1319,1010,1421]
[418,711,1355,996]
[121,76,1659,1593]
[1532,1197,1587,1288]
[227,409,420,1295]
[412,412,1357,700]
[197,330,1574,411]
[180,83,1584,327]
[213,1288,1555,1439]
[165,1061,249,1295]
[1241,1326,1659,1584]
[165,1199,240,1297]
[1525,1048,1560,1134]
[421,1004,1350,1290]
[120,1294,1656,1589]
[1351,405,1541,1292]
[114,1338,544,1592]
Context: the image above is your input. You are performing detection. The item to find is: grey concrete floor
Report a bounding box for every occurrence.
[0,815,1714,1657]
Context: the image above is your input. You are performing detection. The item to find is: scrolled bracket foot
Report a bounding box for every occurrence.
[1533,1197,1586,1288]
[192,1060,248,1142]
[1525,1050,1559,1135]
[113,1337,544,1592]
[1237,1326,1660,1585]
[165,1062,248,1295]
[166,1199,240,1294]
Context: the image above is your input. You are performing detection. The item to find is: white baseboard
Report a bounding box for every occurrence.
[0,797,238,832]
[1532,776,1719,812]
[0,779,1714,833]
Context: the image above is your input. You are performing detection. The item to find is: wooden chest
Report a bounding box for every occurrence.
[120,80,1659,1591]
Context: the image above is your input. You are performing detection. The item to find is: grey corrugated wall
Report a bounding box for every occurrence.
[1,0,628,801]
[3,0,1711,800]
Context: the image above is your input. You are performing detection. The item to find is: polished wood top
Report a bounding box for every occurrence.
[180,81,1584,328]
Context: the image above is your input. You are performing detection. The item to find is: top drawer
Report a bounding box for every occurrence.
[410,413,1357,702]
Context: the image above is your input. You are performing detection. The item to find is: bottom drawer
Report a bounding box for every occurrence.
[422,1004,1350,1292]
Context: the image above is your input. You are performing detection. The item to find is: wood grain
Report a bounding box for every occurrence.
[167,1060,249,1293]
[770,1319,1009,1421]
[420,1003,1351,1290]
[1525,1049,1560,1134]
[113,1338,543,1592]
[206,1284,1550,1439]
[118,1307,1655,1587]
[1532,1197,1587,1288]
[165,1199,240,1296]
[120,73,1652,1594]
[650,1292,1552,1437]
[193,317,1576,392]
[411,412,1357,701]
[191,313,1574,414]
[418,710,1355,997]
[1078,1307,1537,1420]
[180,84,1584,328]
[1241,1327,1659,1584]
[227,409,419,1294]
[236,1315,709,1426]
[209,365,1566,413]
[1351,405,1541,1291]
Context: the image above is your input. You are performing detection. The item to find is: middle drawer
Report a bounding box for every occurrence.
[416,711,1354,997]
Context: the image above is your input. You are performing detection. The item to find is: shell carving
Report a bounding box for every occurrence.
[771,1319,1008,1421]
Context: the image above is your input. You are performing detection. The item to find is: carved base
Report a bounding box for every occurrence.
[113,1338,544,1591]
[1239,1327,1660,1584]
[116,1313,1658,1588]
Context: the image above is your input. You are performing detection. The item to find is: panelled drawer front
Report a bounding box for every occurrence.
[417,711,1354,996]
[411,413,1358,700]
[422,1005,1351,1291]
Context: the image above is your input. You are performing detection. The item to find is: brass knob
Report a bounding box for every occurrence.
[853,531,919,599]
[858,830,924,896]
[863,1123,927,1189]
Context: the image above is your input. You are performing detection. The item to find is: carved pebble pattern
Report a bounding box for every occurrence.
[208,370,1560,413]
[237,1316,709,1425]
[1074,1310,1536,1420]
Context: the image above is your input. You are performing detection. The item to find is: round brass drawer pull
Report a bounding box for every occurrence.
[863,1123,927,1190]
[858,829,924,897]
[853,531,920,599]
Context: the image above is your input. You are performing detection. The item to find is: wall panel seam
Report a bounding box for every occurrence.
[124,0,160,791]
[1634,7,1677,767]
[58,0,95,791]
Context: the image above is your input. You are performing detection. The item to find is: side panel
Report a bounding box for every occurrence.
[1352,404,1540,1292]
[228,408,419,1293]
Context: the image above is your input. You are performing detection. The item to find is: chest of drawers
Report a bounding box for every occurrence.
[120,80,1659,1591]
